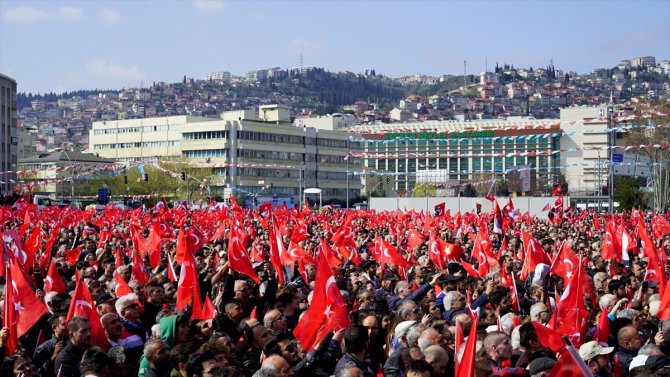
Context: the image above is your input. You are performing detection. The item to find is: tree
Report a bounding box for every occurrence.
[623,108,670,211]
[615,176,646,210]
[412,182,437,197]
[461,184,477,197]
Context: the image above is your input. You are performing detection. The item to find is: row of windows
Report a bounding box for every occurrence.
[317,138,349,148]
[317,171,348,180]
[238,131,304,144]
[183,149,227,158]
[93,141,180,150]
[372,156,552,171]
[237,149,304,161]
[238,186,297,196]
[93,124,181,135]
[183,131,229,140]
[237,168,300,178]
[366,137,558,147]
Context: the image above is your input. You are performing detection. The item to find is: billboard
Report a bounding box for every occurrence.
[613,153,651,177]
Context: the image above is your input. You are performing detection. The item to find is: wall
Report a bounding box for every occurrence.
[369,196,568,218]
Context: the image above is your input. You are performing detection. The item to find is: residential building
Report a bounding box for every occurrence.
[17,125,38,159]
[18,148,115,197]
[0,73,17,194]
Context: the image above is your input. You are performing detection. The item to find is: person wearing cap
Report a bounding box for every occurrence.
[617,326,644,376]
[579,341,614,377]
[527,357,555,377]
[375,272,398,303]
[95,293,117,316]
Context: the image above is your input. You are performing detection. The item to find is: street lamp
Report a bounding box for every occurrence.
[63,149,83,198]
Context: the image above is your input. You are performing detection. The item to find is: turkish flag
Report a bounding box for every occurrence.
[520,231,551,281]
[192,294,217,321]
[115,245,124,269]
[461,259,481,279]
[2,229,34,271]
[286,240,315,264]
[454,321,465,376]
[18,210,31,239]
[290,223,309,243]
[131,250,146,285]
[552,184,562,196]
[186,226,207,254]
[547,347,593,377]
[227,227,261,284]
[67,274,108,350]
[98,229,112,248]
[176,251,200,311]
[428,231,447,270]
[492,200,504,234]
[541,203,552,212]
[269,218,286,284]
[594,308,610,344]
[531,321,567,353]
[652,215,670,239]
[293,247,352,352]
[456,312,478,377]
[166,253,177,283]
[375,237,411,268]
[45,259,67,294]
[550,242,579,282]
[24,227,43,256]
[4,260,49,354]
[407,229,425,250]
[615,224,633,263]
[114,271,133,297]
[63,246,83,266]
[147,223,162,269]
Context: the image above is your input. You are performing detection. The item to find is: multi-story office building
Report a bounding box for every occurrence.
[351,119,562,196]
[0,74,17,195]
[90,106,362,203]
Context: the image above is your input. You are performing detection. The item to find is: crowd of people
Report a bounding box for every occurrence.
[0,197,670,377]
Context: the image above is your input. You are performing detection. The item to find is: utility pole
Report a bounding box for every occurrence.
[608,106,615,212]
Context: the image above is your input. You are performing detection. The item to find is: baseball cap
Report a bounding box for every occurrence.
[645,355,670,369]
[578,341,614,361]
[528,357,556,375]
[95,293,116,307]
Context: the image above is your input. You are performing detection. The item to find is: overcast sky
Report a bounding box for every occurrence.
[1,0,669,94]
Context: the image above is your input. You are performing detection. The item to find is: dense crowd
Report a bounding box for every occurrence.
[1,197,670,377]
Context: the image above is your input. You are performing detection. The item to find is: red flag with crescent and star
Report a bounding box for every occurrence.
[66,274,109,350]
[293,246,352,352]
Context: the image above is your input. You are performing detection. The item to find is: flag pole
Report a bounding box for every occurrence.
[562,335,594,377]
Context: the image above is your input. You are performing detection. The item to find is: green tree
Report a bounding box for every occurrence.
[461,184,477,197]
[412,182,437,197]
[615,176,646,210]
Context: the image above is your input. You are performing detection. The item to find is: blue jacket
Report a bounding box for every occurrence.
[387,283,432,311]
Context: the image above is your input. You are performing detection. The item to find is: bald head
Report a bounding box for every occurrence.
[423,345,449,376]
[618,326,643,352]
[262,355,292,377]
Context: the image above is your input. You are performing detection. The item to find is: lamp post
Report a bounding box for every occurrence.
[63,149,83,198]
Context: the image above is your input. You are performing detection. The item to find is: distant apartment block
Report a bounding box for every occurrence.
[0,73,17,194]
[205,71,231,81]
[632,56,656,68]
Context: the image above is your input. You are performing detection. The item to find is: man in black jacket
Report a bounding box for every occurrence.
[33,314,67,377]
[54,316,92,377]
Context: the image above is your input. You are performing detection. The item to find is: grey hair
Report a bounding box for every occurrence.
[638,343,662,356]
[263,309,282,328]
[115,293,138,318]
[335,366,364,377]
[406,323,425,346]
[108,346,128,364]
[251,369,279,377]
[398,301,418,320]
[616,309,638,320]
[500,313,516,335]
[443,291,464,311]
[529,303,549,322]
[417,328,440,352]
[143,338,164,359]
[598,294,616,310]
[394,281,409,295]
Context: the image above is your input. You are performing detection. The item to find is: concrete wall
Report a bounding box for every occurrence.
[369,196,568,219]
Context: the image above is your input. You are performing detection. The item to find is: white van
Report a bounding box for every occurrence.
[33,195,53,209]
